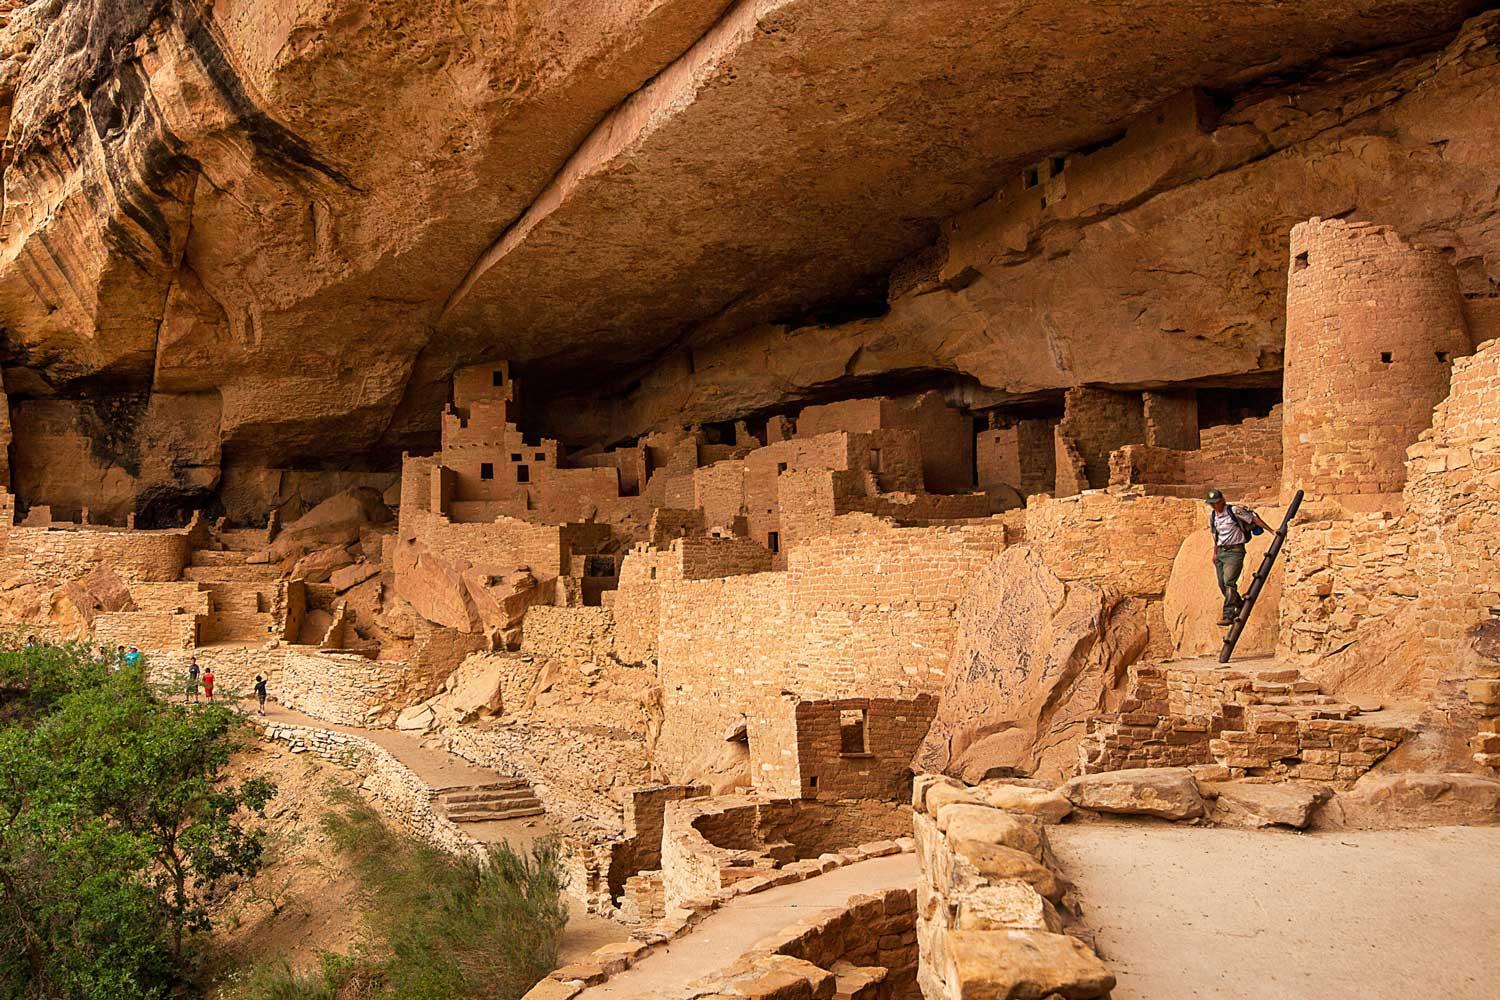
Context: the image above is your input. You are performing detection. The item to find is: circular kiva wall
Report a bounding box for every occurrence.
[1283,217,1472,498]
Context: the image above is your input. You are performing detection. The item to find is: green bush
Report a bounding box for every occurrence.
[234,788,568,1000]
[0,640,272,999]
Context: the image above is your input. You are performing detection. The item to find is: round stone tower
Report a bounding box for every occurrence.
[1282,217,1472,498]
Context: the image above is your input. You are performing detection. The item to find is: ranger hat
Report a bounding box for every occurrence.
[1205,488,1224,503]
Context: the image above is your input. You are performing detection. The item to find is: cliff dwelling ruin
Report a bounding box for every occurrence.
[3,1,1500,997]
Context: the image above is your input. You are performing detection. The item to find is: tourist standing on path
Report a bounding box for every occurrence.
[187,657,201,703]
[1206,488,1273,626]
[123,646,143,670]
[202,667,216,702]
[253,674,268,715]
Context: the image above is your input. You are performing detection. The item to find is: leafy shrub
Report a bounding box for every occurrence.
[235,788,567,1000]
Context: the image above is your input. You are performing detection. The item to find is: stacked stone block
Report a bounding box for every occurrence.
[1084,659,1406,783]
[912,775,1113,1000]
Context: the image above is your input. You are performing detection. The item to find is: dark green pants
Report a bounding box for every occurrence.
[1214,545,1247,619]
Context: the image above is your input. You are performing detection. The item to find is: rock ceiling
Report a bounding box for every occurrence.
[0,0,1494,464]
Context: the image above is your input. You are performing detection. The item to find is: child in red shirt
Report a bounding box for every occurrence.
[202,668,216,702]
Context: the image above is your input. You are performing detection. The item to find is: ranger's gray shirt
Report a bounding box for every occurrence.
[1211,505,1256,547]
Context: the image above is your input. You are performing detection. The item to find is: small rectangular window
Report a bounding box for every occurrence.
[535,452,545,461]
[776,462,788,475]
[767,531,780,554]
[510,453,522,462]
[1050,155,1065,176]
[1436,351,1451,363]
[839,709,868,755]
[516,465,530,484]
[1293,251,1310,272]
[479,463,494,480]
[1023,167,1039,189]
[1380,352,1393,364]
[492,370,505,386]
[869,448,882,472]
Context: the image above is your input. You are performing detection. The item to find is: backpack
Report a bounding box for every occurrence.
[1209,506,1260,541]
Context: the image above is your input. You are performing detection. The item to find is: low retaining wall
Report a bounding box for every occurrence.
[913,774,1115,1000]
[659,795,912,910]
[256,720,484,860]
[527,837,918,1000]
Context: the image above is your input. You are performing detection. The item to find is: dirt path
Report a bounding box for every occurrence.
[577,853,917,1000]
[1051,822,1500,1000]
[252,700,627,962]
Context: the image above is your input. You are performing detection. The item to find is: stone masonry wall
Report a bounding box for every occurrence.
[913,776,1113,1000]
[1284,218,1472,498]
[1407,335,1500,712]
[654,516,1009,780]
[1053,387,1144,494]
[257,720,484,860]
[765,696,937,800]
[279,648,452,727]
[93,610,197,651]
[1,525,192,584]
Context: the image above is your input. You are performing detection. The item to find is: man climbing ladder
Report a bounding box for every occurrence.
[1206,488,1273,626]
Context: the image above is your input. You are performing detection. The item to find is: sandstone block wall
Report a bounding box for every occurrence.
[1143,390,1200,450]
[1022,491,1198,596]
[3,525,192,585]
[1054,387,1144,494]
[93,610,197,651]
[1284,218,1472,497]
[279,648,450,727]
[653,516,1007,780]
[1109,406,1282,496]
[977,417,1056,499]
[1407,336,1500,693]
[659,795,911,910]
[520,606,616,664]
[749,695,937,800]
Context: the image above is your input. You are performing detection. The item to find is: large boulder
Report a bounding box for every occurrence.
[269,487,390,561]
[918,546,1149,781]
[392,536,543,635]
[290,545,356,583]
[1062,767,1207,820]
[443,657,507,721]
[50,567,136,638]
[1163,511,1284,659]
[1327,773,1500,829]
[946,929,1114,1000]
[1204,780,1330,829]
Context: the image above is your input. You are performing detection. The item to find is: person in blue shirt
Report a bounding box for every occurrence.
[122,645,144,670]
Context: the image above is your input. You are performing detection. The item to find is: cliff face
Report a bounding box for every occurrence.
[0,0,1496,518]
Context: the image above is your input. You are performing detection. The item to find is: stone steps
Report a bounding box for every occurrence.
[216,529,268,552]
[444,805,546,823]
[433,780,544,824]
[190,549,252,567]
[184,564,281,583]
[1084,657,1409,784]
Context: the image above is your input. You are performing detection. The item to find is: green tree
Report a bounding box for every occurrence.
[0,641,273,999]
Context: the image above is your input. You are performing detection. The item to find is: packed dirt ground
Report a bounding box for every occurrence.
[208,745,369,982]
[1051,823,1500,1000]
